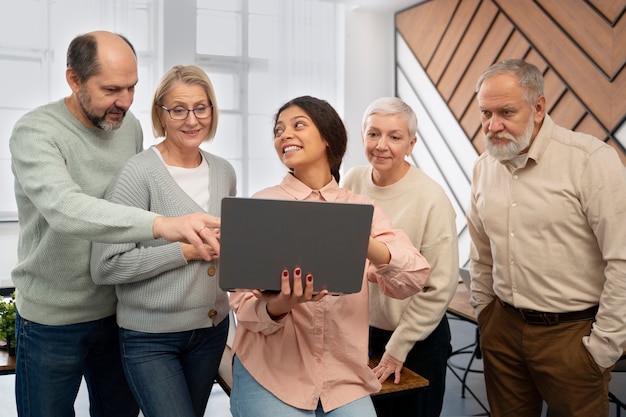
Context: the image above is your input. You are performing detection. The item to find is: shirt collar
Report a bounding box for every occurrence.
[526,114,555,164]
[501,114,555,171]
[279,173,342,202]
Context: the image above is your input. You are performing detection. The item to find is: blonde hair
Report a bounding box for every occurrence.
[151,65,219,141]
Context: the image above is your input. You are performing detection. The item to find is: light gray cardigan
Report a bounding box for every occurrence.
[91,148,236,332]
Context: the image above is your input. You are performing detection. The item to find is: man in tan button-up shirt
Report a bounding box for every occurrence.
[467,59,626,417]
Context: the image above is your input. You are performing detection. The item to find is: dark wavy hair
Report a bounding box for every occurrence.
[274,96,347,183]
[66,32,136,84]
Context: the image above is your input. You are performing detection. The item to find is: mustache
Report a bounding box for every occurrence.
[486,132,515,142]
[105,105,127,115]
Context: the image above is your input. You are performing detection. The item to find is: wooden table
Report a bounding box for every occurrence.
[216,345,429,398]
[368,355,429,398]
[0,349,16,376]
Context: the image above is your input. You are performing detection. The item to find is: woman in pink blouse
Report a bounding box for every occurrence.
[229,96,431,417]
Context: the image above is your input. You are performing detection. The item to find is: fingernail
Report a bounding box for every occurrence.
[282,270,288,277]
[295,268,301,275]
[307,274,312,282]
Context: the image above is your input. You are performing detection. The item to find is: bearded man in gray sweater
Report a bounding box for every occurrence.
[9,31,222,417]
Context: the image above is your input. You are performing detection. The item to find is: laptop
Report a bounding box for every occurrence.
[218,197,374,294]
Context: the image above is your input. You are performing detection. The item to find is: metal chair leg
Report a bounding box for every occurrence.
[609,391,626,417]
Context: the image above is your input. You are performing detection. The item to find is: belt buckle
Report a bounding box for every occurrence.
[539,312,559,325]
[519,309,559,326]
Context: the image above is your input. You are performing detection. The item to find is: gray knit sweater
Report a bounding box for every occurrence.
[90,148,236,332]
[9,99,157,326]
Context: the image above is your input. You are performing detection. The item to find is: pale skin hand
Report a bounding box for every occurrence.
[152,213,221,261]
[253,268,328,320]
[372,351,404,384]
[181,241,220,262]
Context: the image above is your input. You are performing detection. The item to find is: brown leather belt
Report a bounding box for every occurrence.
[500,300,598,326]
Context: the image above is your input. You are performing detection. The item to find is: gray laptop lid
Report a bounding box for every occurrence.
[219,197,374,294]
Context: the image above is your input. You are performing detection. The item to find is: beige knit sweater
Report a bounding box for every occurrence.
[342,164,459,361]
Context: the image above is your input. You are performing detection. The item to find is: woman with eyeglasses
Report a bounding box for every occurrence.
[90,64,236,417]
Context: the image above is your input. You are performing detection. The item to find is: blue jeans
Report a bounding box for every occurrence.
[230,355,377,417]
[369,316,452,417]
[120,317,228,417]
[15,310,139,417]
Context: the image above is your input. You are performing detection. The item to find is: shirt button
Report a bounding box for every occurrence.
[208,309,217,318]
[207,266,216,276]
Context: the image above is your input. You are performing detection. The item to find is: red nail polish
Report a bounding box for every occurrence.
[307,274,312,282]
[295,268,301,275]
[282,270,288,277]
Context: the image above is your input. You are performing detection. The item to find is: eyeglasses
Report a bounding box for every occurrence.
[160,105,213,120]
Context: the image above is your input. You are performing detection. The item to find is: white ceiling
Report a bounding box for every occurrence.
[328,0,423,12]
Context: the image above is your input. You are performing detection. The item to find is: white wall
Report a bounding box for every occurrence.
[0,223,19,288]
[342,8,397,171]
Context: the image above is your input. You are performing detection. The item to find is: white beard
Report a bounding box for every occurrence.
[484,114,534,161]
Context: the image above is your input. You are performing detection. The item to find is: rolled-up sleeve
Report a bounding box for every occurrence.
[366,204,430,299]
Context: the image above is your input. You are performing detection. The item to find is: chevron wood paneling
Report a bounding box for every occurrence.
[396,0,626,165]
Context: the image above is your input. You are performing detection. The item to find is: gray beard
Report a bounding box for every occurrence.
[484,116,534,161]
[78,90,125,131]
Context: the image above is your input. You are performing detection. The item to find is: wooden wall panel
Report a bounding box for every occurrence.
[448,13,514,119]
[523,49,548,74]
[460,95,481,140]
[495,31,531,64]
[616,19,626,74]
[396,0,626,164]
[550,91,586,128]
[539,0,613,75]
[437,1,498,101]
[578,114,609,140]
[589,0,626,23]
[542,69,568,113]
[395,0,458,66]
[426,0,480,83]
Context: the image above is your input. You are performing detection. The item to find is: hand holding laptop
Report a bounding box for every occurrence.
[252,267,329,320]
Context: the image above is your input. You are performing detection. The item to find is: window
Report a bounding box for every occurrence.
[195,0,341,196]
[0,0,342,219]
[0,0,159,220]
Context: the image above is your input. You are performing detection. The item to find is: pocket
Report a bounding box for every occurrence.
[578,342,605,378]
[476,298,497,327]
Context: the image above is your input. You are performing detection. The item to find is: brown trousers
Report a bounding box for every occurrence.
[477,298,612,417]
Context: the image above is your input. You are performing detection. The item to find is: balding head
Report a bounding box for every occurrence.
[64,31,138,130]
[66,31,136,84]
